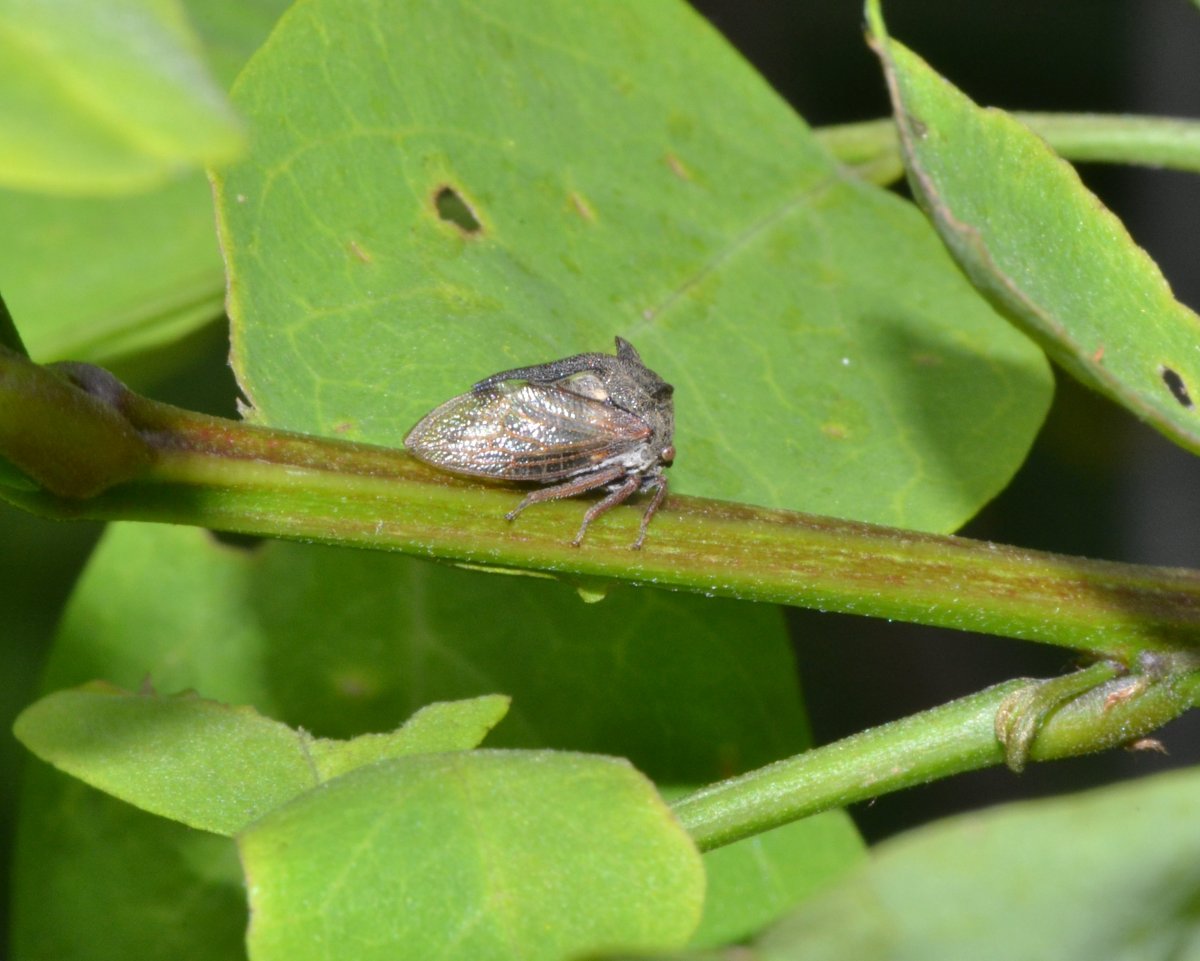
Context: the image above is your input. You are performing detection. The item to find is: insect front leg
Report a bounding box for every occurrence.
[570,473,641,547]
[631,476,669,550]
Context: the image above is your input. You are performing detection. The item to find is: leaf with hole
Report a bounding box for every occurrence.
[867,0,1200,457]
[213,0,1052,534]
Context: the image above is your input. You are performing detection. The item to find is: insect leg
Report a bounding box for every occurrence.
[570,473,641,547]
[631,477,668,550]
[504,464,627,521]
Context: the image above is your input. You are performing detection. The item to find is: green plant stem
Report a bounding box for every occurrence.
[5,355,1200,664]
[819,113,1200,183]
[0,354,152,497]
[673,665,1200,851]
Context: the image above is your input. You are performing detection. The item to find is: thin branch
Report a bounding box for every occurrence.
[4,355,1200,665]
[819,113,1200,184]
[674,665,1200,851]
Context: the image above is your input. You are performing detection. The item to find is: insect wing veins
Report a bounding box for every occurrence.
[406,383,650,482]
[405,337,674,547]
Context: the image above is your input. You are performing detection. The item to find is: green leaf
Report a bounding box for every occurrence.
[32,524,806,780]
[867,0,1200,457]
[214,0,1051,533]
[1,0,290,366]
[753,766,1200,960]
[186,0,296,90]
[240,751,705,961]
[309,695,511,781]
[11,784,248,961]
[14,681,509,835]
[657,783,863,948]
[12,523,818,958]
[0,455,36,490]
[691,811,863,949]
[0,0,242,194]
[2,178,226,363]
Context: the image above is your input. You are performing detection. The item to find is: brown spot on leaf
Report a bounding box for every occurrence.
[347,239,372,263]
[569,192,596,221]
[665,152,692,181]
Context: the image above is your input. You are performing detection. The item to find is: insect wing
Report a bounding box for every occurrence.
[405,383,650,482]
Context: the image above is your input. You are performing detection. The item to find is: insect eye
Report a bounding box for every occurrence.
[661,444,676,466]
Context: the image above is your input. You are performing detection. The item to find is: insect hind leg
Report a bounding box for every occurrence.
[504,464,626,522]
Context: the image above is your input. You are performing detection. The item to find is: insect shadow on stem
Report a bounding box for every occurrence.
[405,337,675,548]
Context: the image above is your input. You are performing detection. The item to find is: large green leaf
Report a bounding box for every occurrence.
[0,0,241,193]
[750,765,1200,960]
[1,0,290,366]
[241,751,705,961]
[214,0,1051,533]
[0,178,225,363]
[690,811,863,949]
[867,0,1200,457]
[11,523,837,959]
[24,524,809,774]
[14,683,509,835]
[12,782,248,961]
